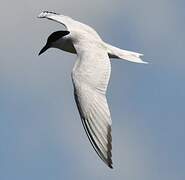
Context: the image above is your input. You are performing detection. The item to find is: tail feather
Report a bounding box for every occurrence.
[105,43,148,64]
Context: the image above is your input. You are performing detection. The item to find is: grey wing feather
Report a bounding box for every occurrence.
[73,86,113,168]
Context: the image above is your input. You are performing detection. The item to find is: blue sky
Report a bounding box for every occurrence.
[0,0,185,180]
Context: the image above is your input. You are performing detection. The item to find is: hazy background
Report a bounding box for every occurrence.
[0,0,185,180]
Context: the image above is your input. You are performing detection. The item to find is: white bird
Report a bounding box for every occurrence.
[38,11,147,169]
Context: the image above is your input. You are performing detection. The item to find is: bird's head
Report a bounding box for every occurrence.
[38,31,70,55]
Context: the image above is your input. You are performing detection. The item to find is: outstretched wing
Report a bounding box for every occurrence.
[38,11,100,37]
[38,11,74,30]
[72,40,113,168]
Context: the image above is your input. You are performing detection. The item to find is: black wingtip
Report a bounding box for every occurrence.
[42,11,60,15]
[107,158,113,169]
[107,125,113,169]
[108,163,113,169]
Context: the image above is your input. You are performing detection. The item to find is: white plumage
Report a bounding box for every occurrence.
[38,11,147,168]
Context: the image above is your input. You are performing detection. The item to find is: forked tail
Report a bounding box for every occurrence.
[105,43,148,64]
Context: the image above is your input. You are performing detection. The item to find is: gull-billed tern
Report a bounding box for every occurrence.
[38,11,148,168]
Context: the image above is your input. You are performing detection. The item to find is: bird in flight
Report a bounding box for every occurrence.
[38,11,147,169]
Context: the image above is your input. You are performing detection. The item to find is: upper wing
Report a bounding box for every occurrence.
[38,11,74,30]
[38,11,100,38]
[72,41,113,168]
